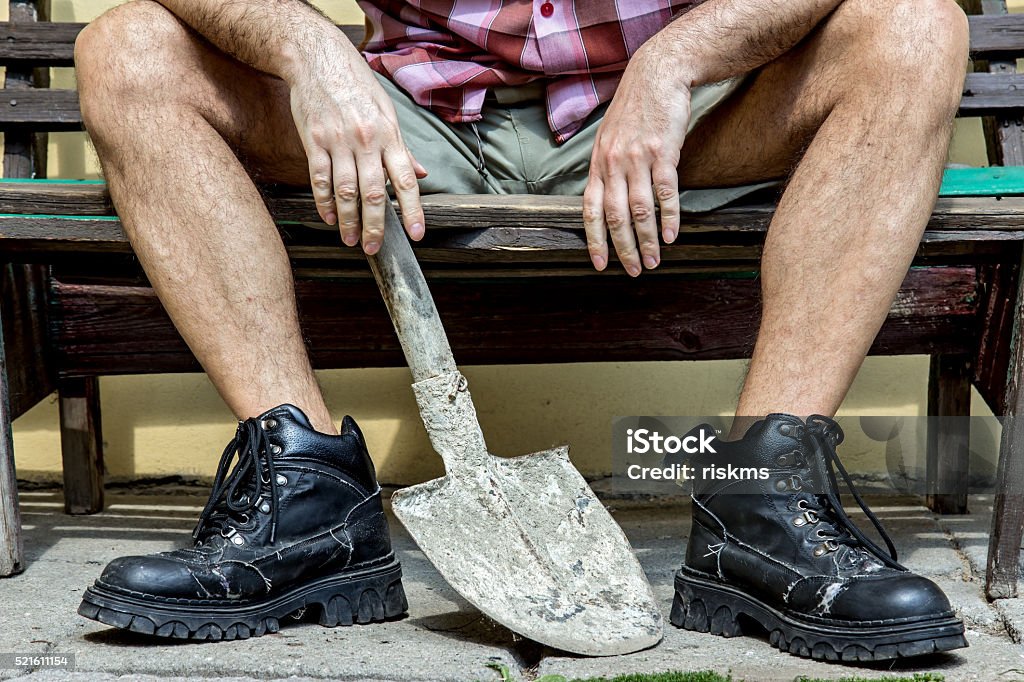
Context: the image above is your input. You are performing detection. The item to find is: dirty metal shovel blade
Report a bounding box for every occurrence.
[391,374,663,657]
[393,449,662,656]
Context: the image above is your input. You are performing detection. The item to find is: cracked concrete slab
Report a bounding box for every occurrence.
[2,489,1024,682]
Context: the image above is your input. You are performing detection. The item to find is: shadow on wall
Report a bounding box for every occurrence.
[13,357,996,488]
[15,362,751,486]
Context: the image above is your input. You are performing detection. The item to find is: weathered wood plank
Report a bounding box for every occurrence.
[987,246,1024,600]
[7,183,1024,226]
[58,376,103,515]
[961,73,1024,117]
[969,14,1024,59]
[11,16,1024,68]
[0,292,21,577]
[0,214,1021,267]
[46,266,980,376]
[0,22,366,66]
[1,263,52,417]
[0,89,80,130]
[0,21,79,65]
[926,355,971,515]
[975,262,1018,414]
[2,70,1024,132]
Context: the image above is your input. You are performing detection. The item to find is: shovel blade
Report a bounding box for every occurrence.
[392,446,663,656]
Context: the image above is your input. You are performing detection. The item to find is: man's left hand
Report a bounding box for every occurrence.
[584,41,693,275]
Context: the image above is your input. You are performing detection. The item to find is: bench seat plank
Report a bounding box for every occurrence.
[3,170,1024,217]
[0,214,1020,266]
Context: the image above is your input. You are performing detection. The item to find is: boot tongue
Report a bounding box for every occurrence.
[258,403,314,430]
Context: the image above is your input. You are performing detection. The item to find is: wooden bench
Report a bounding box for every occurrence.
[3,0,1024,602]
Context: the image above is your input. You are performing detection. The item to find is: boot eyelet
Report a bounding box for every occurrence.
[776,475,804,492]
[776,454,792,467]
[779,424,792,436]
[276,474,288,486]
[262,418,278,430]
[221,527,245,546]
[259,500,271,514]
[270,444,282,455]
[813,539,840,556]
[777,475,804,491]
[793,510,819,527]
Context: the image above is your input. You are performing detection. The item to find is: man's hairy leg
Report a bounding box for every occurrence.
[75,1,335,433]
[673,0,968,434]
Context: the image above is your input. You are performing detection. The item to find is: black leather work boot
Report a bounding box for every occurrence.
[79,404,407,640]
[672,413,967,661]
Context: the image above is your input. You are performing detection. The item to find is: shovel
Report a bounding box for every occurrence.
[365,203,663,656]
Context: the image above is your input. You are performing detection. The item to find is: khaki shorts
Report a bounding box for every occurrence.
[376,72,780,212]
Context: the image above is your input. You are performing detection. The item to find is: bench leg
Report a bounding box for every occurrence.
[987,242,1024,600]
[926,354,971,515]
[58,377,104,515]
[0,306,23,577]
[986,413,1024,600]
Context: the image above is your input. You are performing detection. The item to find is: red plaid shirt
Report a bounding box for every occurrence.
[357,0,697,143]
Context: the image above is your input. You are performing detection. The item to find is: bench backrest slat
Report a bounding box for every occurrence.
[970,14,1024,58]
[7,16,1024,65]
[0,22,367,66]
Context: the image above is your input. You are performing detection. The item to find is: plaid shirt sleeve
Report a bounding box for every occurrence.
[357,0,698,144]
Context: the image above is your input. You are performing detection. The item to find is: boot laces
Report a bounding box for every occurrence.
[192,417,282,545]
[797,416,904,570]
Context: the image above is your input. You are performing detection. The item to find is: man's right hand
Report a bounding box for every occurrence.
[286,49,427,255]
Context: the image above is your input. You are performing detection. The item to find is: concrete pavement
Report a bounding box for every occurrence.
[2,488,1023,681]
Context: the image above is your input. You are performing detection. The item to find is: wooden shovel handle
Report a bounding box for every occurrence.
[366,203,459,383]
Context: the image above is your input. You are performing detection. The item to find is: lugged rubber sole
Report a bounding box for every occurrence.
[78,560,407,640]
[671,570,967,661]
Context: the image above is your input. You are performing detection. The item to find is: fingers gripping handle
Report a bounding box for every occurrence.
[366,204,458,383]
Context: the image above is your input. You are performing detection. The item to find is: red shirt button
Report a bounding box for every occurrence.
[540,2,554,17]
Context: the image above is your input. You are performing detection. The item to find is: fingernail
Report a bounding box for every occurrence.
[342,233,359,247]
[325,212,336,225]
[627,264,641,277]
[411,222,425,240]
[643,255,658,269]
[364,241,380,255]
[664,229,677,243]
[592,254,606,270]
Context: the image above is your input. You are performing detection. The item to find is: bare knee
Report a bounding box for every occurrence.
[838,0,969,115]
[75,0,195,135]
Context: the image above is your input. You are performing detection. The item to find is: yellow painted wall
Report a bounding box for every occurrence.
[9,0,1006,486]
